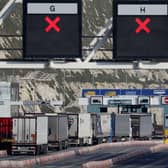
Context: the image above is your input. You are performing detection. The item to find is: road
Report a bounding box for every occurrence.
[33,146,152,168]
[113,150,168,168]
[2,145,168,168]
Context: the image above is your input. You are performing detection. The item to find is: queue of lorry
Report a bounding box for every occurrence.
[0,112,153,155]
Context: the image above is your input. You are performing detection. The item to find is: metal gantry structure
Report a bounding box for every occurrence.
[0,0,168,69]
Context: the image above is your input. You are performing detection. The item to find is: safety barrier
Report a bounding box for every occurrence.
[0,141,162,168]
[82,143,168,168]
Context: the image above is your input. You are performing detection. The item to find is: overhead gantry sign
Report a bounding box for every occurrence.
[23,0,82,60]
[113,0,168,61]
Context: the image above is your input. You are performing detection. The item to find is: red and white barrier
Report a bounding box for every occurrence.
[0,151,7,157]
[82,143,168,168]
[78,141,159,155]
[36,150,76,164]
[82,149,148,168]
[0,141,163,168]
[150,144,168,153]
[0,150,76,168]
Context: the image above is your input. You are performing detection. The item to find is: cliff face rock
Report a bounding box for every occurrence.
[0,0,8,10]
[0,69,167,125]
[0,1,166,124]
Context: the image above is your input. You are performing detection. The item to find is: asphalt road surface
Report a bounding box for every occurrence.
[33,146,152,168]
[3,145,168,168]
[113,150,168,168]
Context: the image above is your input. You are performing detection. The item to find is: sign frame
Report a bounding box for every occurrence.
[23,0,82,61]
[113,0,168,61]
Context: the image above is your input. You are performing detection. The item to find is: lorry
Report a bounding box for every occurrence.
[115,113,153,141]
[91,113,111,144]
[0,118,13,155]
[47,113,68,150]
[67,113,92,146]
[12,115,48,155]
[100,113,111,142]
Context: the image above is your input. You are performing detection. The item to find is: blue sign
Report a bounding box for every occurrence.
[101,89,120,96]
[82,89,168,97]
[120,89,141,95]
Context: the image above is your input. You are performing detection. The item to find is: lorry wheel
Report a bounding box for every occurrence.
[43,145,48,154]
[79,139,83,146]
[59,143,63,150]
[79,142,83,146]
[64,141,68,149]
[36,146,40,155]
[41,144,48,154]
[62,142,65,150]
[97,139,101,144]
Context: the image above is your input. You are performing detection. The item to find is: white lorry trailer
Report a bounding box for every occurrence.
[100,113,111,142]
[47,113,68,150]
[67,113,92,146]
[91,113,111,144]
[12,115,48,155]
[115,113,153,140]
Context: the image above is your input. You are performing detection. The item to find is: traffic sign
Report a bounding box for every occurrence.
[162,96,168,105]
[45,16,61,33]
[138,96,150,105]
[82,89,168,97]
[113,0,168,61]
[90,96,103,105]
[23,0,82,60]
[135,18,151,34]
[150,96,160,105]
[165,97,168,104]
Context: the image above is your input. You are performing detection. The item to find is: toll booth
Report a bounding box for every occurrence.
[23,0,82,60]
[80,89,168,141]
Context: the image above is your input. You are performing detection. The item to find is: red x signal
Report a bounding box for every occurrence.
[45,16,61,33]
[135,18,151,34]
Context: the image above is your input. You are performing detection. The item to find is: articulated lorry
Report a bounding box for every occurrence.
[12,115,48,155]
[67,113,92,146]
[91,113,111,144]
[47,113,68,150]
[114,113,153,140]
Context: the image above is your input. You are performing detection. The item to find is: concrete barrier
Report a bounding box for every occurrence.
[0,150,76,168]
[82,143,168,168]
[150,144,168,153]
[81,149,149,168]
[0,141,162,168]
[0,159,37,168]
[78,141,159,155]
[36,150,76,164]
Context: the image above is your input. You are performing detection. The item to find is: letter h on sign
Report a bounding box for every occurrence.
[140,7,146,13]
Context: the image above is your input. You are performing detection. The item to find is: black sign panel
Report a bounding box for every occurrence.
[113,0,168,61]
[23,0,82,60]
